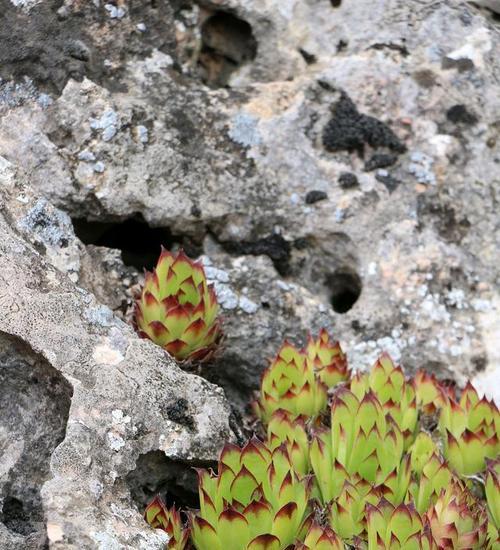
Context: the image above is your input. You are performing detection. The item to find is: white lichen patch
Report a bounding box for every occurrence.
[93,344,124,366]
[47,523,64,543]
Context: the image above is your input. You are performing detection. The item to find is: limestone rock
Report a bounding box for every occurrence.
[0,166,233,548]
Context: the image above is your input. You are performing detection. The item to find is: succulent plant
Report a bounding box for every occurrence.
[143,331,500,550]
[144,496,189,550]
[350,354,418,449]
[267,410,310,477]
[310,387,405,504]
[413,370,452,415]
[366,500,436,550]
[253,342,328,426]
[407,452,453,515]
[329,475,382,542]
[426,479,488,549]
[409,432,438,476]
[486,458,500,548]
[305,329,350,389]
[135,248,221,362]
[190,438,312,550]
[439,382,500,475]
[296,522,344,550]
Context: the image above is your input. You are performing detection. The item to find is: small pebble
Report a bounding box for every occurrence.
[93,162,105,173]
[137,125,149,143]
[239,296,259,314]
[78,150,96,162]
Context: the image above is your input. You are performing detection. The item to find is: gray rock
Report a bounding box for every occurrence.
[0,0,499,542]
[0,171,233,548]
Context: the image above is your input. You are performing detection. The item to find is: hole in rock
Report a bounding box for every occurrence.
[199,11,257,87]
[126,450,213,512]
[219,233,291,276]
[327,270,362,313]
[0,332,72,541]
[72,216,203,271]
[330,0,342,6]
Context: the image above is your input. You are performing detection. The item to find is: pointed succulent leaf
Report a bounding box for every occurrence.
[246,534,281,550]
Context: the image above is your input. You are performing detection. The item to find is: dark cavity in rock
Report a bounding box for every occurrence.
[72,215,203,270]
[327,270,362,313]
[199,11,257,87]
[220,234,291,276]
[126,451,213,512]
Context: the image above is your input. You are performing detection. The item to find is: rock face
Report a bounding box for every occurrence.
[0,0,499,547]
[0,168,232,548]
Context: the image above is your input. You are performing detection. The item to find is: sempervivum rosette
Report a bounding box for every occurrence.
[135,248,221,362]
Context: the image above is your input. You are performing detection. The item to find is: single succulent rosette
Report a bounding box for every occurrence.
[190,438,312,550]
[439,382,500,475]
[366,500,437,550]
[145,496,189,550]
[310,387,405,504]
[413,370,453,415]
[305,329,350,389]
[407,451,453,515]
[267,409,310,477]
[426,479,488,549]
[328,475,383,542]
[350,354,418,449]
[135,248,221,362]
[295,522,344,550]
[253,341,328,426]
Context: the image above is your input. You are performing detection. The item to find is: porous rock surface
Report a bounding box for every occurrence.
[0,0,500,547]
[0,163,232,548]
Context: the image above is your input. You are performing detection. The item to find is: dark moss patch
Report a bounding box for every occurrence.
[305,190,328,204]
[446,104,478,125]
[338,172,359,189]
[417,195,471,244]
[0,0,179,96]
[364,153,398,172]
[375,173,401,193]
[322,92,406,155]
[164,398,195,431]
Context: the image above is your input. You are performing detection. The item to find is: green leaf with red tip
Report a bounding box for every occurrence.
[245,534,280,550]
[271,502,299,548]
[243,501,273,541]
[230,466,259,506]
[144,495,169,530]
[217,509,249,549]
[191,516,221,550]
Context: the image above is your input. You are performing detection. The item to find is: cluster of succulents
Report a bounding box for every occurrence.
[136,250,500,550]
[439,382,499,476]
[253,331,350,425]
